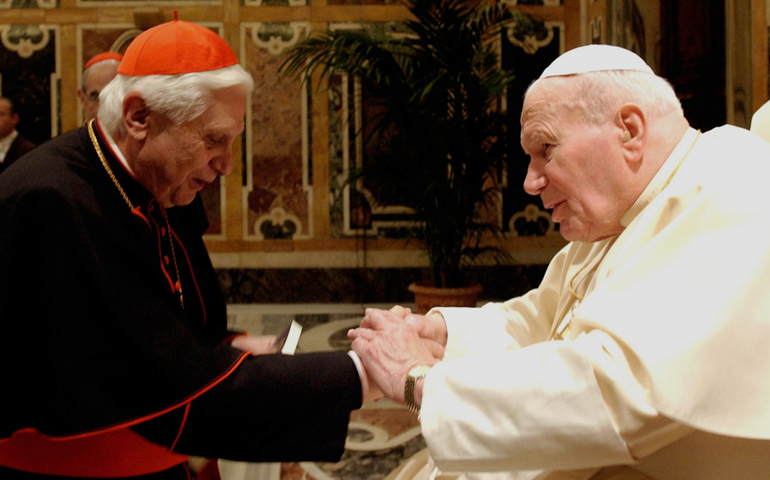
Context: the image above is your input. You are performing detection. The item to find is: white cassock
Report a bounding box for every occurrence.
[413,127,770,480]
[750,100,770,143]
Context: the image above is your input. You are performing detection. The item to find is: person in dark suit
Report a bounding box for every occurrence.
[0,17,378,479]
[0,97,36,175]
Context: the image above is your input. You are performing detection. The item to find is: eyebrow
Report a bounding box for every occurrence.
[520,126,546,146]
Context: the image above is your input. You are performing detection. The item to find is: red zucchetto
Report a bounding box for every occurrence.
[117,14,238,77]
[83,52,123,71]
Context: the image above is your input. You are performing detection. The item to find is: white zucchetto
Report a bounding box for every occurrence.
[540,44,654,78]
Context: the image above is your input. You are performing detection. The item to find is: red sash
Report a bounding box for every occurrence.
[0,427,188,477]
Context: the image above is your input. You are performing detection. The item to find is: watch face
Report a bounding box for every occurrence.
[409,365,432,377]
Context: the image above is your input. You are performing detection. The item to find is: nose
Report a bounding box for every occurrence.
[210,143,234,177]
[523,159,547,196]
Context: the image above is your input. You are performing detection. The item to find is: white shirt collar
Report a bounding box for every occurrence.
[0,130,19,163]
[97,120,135,175]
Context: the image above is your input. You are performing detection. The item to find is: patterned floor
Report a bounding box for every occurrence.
[218,303,427,480]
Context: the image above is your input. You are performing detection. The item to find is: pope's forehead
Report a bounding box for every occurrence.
[522,78,569,113]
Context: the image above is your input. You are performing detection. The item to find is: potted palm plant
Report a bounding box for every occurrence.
[282,0,529,312]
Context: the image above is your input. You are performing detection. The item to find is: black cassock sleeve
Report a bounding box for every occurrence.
[133,350,362,462]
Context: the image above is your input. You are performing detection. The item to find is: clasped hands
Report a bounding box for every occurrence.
[229,306,448,408]
[347,306,447,406]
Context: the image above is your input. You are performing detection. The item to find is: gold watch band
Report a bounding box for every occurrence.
[405,365,432,413]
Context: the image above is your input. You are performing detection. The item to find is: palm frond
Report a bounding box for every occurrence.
[280,0,528,287]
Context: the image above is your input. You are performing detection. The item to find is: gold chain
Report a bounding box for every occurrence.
[87,120,184,308]
[87,120,134,211]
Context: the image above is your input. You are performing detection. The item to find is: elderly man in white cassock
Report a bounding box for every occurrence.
[349,45,770,480]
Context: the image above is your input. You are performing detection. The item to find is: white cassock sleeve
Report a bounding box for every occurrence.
[424,300,690,474]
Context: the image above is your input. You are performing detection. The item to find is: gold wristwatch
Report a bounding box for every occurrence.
[405,365,432,413]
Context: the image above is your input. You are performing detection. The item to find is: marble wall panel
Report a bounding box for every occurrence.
[242,22,312,240]
[200,176,223,236]
[502,18,563,236]
[79,26,134,64]
[0,24,58,144]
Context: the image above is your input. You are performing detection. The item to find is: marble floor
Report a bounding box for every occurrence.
[216,303,428,480]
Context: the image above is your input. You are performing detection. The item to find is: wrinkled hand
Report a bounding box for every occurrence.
[348,308,440,403]
[231,335,278,355]
[361,306,448,354]
[404,311,448,350]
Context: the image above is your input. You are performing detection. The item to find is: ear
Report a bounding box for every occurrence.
[123,93,150,141]
[616,103,645,165]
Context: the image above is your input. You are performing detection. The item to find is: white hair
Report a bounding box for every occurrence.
[565,70,683,124]
[98,64,254,135]
[527,69,683,126]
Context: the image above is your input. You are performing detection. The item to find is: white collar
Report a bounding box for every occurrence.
[97,120,135,176]
[0,130,19,162]
[620,127,699,227]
